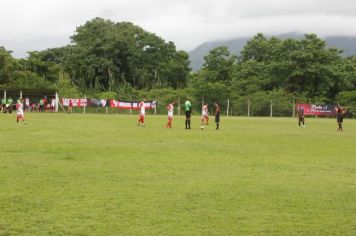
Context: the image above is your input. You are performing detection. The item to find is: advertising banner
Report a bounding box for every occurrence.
[297,104,335,116]
[62,98,87,107]
[110,100,157,110]
[87,99,108,107]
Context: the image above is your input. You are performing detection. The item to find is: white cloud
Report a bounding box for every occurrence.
[0,0,356,57]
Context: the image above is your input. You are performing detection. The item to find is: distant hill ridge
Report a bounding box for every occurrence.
[188,33,356,71]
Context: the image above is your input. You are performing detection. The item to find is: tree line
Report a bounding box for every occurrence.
[1,18,356,115]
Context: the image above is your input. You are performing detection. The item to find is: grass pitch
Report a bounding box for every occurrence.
[0,113,355,235]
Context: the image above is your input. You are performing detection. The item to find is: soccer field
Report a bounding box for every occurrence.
[0,113,355,235]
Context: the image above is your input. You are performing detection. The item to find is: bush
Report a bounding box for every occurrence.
[337,91,356,117]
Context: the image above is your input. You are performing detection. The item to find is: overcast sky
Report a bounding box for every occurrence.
[1,0,356,58]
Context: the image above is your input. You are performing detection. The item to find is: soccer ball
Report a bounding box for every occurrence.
[200,125,204,130]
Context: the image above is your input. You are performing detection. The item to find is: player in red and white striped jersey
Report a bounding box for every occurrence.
[201,103,209,128]
[166,102,174,128]
[16,99,27,124]
[138,99,146,126]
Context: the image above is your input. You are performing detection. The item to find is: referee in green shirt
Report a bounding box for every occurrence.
[184,97,192,129]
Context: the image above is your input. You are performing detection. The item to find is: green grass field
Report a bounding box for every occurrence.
[0,113,355,235]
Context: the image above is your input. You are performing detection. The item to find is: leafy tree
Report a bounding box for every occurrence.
[0,47,17,85]
[240,33,281,63]
[232,60,271,96]
[21,51,61,83]
[55,71,81,98]
[235,33,355,102]
[10,70,55,89]
[201,46,237,85]
[337,90,356,116]
[65,17,191,92]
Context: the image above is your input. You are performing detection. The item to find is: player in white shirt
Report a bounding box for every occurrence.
[201,103,209,129]
[166,102,174,128]
[137,99,146,126]
[16,99,27,124]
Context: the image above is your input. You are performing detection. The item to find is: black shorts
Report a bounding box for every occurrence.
[185,111,191,119]
[215,113,220,123]
[337,115,343,123]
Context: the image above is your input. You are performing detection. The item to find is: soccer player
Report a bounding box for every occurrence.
[201,103,209,129]
[336,106,346,131]
[214,103,221,130]
[138,99,146,126]
[166,102,174,128]
[184,97,192,129]
[296,104,305,127]
[16,99,27,124]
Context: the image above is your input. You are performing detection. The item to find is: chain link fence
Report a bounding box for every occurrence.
[3,89,354,118]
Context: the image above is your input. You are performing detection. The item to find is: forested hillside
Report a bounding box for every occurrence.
[189,33,356,71]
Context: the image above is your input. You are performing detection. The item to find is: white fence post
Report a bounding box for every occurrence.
[130,96,133,115]
[155,97,157,115]
[178,97,181,116]
[248,99,251,117]
[226,99,230,117]
[55,92,59,112]
[83,95,86,114]
[270,99,273,117]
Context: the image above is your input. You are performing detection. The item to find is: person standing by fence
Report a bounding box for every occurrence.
[39,98,44,112]
[6,98,13,113]
[105,99,110,114]
[1,97,6,112]
[68,99,73,113]
[25,97,30,111]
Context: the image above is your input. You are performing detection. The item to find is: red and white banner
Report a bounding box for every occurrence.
[62,98,88,107]
[110,100,157,110]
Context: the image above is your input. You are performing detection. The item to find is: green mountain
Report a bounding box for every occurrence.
[188,33,356,71]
